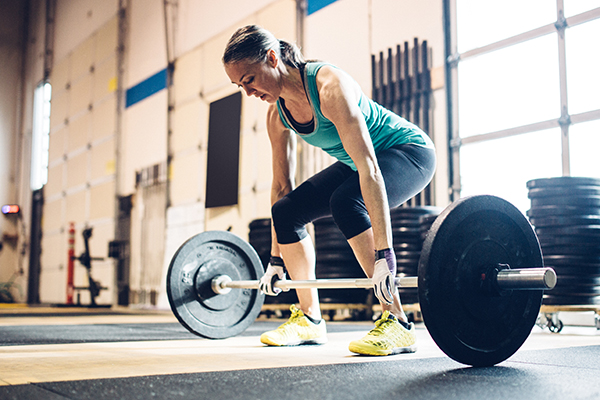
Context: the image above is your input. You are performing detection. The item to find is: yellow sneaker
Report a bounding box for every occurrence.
[260,305,327,346]
[348,311,417,356]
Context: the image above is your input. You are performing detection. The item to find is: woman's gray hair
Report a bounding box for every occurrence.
[222,25,305,69]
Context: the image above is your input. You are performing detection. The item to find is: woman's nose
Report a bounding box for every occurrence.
[243,85,254,97]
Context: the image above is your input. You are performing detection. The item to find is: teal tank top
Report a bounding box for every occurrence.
[276,62,433,171]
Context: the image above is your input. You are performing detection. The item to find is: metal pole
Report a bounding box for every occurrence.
[213,268,556,293]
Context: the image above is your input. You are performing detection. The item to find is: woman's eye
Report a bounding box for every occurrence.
[246,77,254,84]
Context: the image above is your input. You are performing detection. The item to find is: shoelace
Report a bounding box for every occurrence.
[369,313,395,336]
[280,307,304,328]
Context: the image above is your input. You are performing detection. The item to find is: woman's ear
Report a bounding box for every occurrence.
[267,49,278,68]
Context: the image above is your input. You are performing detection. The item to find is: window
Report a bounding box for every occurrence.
[31,82,52,191]
[447,0,600,210]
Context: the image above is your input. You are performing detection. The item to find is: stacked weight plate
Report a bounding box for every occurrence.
[527,177,600,305]
[391,206,442,304]
[248,218,298,305]
[313,217,368,304]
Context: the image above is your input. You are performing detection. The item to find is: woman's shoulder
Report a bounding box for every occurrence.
[267,103,286,133]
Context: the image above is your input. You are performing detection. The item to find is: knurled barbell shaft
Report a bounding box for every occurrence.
[215,267,556,292]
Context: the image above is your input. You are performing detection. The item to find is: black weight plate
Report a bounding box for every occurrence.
[552,275,600,285]
[249,218,271,229]
[543,294,600,306]
[540,244,600,256]
[530,215,600,227]
[392,242,422,251]
[531,196,600,208]
[391,219,423,227]
[419,195,543,367]
[538,234,600,246]
[527,205,600,218]
[166,231,265,339]
[393,234,422,244]
[543,254,600,266]
[527,177,600,188]
[391,205,442,216]
[392,226,422,235]
[550,284,600,296]
[528,186,600,198]
[536,225,600,237]
[546,264,600,275]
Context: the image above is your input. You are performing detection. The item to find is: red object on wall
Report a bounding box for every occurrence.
[67,222,75,305]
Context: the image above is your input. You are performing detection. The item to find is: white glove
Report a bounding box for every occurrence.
[372,249,397,305]
[259,256,289,296]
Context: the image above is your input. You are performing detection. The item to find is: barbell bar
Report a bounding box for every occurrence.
[167,194,556,367]
[212,267,556,294]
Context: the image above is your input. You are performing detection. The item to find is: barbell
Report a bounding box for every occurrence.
[166,194,557,367]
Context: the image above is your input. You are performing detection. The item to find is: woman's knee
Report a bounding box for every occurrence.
[271,197,308,244]
[329,191,371,239]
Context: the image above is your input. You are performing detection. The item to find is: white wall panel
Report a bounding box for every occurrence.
[48,126,67,163]
[174,47,203,106]
[50,90,69,130]
[66,152,88,189]
[371,0,445,68]
[45,164,64,199]
[176,0,285,57]
[126,0,167,87]
[305,0,371,93]
[91,138,116,181]
[68,113,91,152]
[170,151,201,205]
[92,96,117,141]
[90,180,116,220]
[71,36,95,81]
[122,91,168,193]
[69,75,93,117]
[42,198,64,233]
[94,58,118,103]
[54,0,119,64]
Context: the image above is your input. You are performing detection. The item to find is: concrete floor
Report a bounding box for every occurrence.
[0,305,599,399]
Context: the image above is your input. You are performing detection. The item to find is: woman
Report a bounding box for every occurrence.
[223,25,436,356]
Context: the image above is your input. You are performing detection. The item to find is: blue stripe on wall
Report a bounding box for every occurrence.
[307,0,338,15]
[125,68,168,108]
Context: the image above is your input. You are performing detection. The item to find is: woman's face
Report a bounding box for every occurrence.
[225,51,281,103]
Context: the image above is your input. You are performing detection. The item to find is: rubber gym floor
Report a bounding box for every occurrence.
[0,305,598,400]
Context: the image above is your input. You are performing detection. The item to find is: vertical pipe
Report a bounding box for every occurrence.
[412,38,421,128]
[378,51,385,106]
[422,40,432,205]
[387,48,394,110]
[403,42,411,125]
[395,44,402,116]
[421,40,431,135]
[371,54,378,103]
[556,0,570,176]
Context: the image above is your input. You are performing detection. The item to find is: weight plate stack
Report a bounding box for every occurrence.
[391,206,442,304]
[527,177,600,305]
[248,218,299,305]
[313,217,368,304]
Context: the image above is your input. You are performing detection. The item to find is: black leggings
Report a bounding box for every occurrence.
[272,144,437,244]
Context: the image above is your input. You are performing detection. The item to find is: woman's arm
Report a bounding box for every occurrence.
[266,104,297,257]
[317,66,393,252]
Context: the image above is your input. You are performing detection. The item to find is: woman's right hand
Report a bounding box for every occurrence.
[259,256,290,296]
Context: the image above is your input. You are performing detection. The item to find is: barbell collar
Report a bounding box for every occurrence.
[495,267,557,290]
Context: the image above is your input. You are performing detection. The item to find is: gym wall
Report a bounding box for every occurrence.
[44,9,119,304]
[8,0,447,307]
